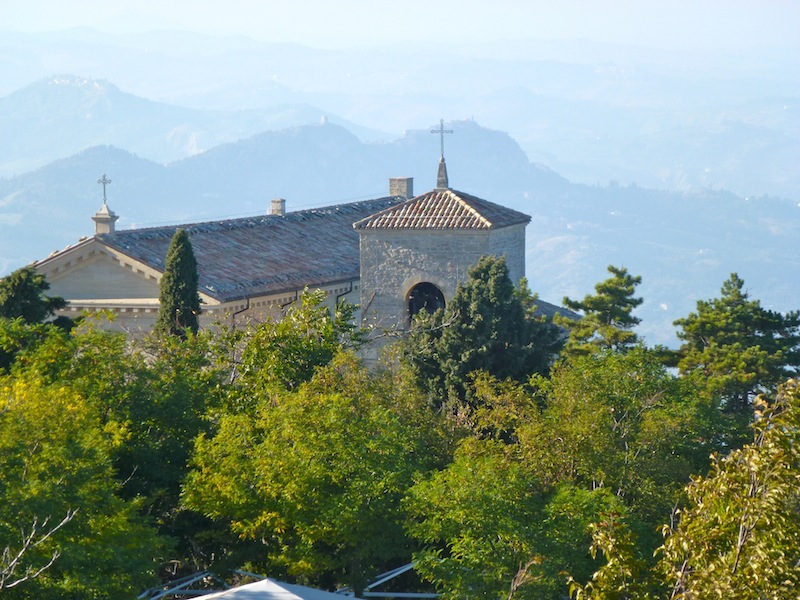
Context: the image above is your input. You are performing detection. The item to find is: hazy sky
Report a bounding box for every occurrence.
[4,0,799,52]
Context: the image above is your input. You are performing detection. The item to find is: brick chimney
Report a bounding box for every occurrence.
[271,198,286,216]
[389,177,413,199]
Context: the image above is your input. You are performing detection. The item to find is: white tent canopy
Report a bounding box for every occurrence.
[201,579,360,600]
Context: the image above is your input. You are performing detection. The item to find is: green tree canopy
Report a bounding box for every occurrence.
[184,352,450,595]
[673,273,800,413]
[0,318,53,372]
[403,345,719,600]
[569,379,800,600]
[0,315,231,577]
[0,373,168,598]
[657,379,800,599]
[403,255,562,416]
[406,434,630,600]
[235,289,364,399]
[555,265,642,359]
[155,229,201,338]
[0,266,66,324]
[524,348,719,526]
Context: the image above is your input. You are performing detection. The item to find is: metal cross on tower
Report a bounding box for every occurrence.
[431,119,453,158]
[97,174,111,204]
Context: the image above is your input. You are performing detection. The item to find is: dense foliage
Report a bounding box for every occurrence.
[403,256,562,416]
[185,353,450,595]
[0,266,69,369]
[0,261,797,598]
[569,379,800,600]
[0,266,66,324]
[0,327,170,597]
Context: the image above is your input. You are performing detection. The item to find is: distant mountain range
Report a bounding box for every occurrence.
[0,77,796,346]
[0,75,386,177]
[2,28,797,202]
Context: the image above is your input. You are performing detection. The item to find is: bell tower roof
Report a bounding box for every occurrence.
[353,188,530,231]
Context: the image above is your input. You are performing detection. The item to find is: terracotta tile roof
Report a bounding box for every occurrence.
[353,188,530,231]
[103,197,403,302]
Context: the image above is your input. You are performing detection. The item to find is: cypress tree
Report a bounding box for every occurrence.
[155,229,201,338]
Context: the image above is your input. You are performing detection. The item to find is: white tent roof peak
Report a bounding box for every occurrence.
[200,578,361,600]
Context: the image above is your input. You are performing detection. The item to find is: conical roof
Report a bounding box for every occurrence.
[353,188,530,231]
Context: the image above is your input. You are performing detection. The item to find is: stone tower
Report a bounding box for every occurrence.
[354,176,531,346]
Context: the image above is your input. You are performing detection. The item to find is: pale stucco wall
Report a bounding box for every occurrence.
[46,251,161,300]
[49,268,360,336]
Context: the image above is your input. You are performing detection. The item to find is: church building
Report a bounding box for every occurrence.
[34,158,536,339]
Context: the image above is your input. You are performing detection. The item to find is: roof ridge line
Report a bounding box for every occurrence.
[113,196,404,236]
[451,191,493,229]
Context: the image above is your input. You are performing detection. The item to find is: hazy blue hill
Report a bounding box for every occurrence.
[527,183,799,344]
[0,75,387,179]
[0,146,168,270]
[171,123,378,213]
[0,76,205,173]
[166,120,571,217]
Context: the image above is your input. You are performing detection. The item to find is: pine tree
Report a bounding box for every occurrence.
[154,229,201,338]
[673,273,800,412]
[555,265,643,359]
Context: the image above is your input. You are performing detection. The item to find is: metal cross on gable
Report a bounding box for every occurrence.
[431,118,453,158]
[97,173,111,204]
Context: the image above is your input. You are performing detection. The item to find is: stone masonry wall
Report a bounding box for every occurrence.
[488,223,527,285]
[359,223,527,336]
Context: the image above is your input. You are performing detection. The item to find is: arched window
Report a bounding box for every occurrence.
[407,282,445,318]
